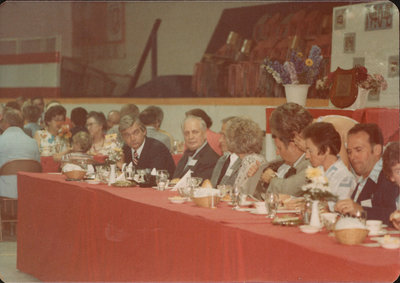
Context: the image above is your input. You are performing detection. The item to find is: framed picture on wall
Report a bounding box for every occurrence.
[388,55,399,77]
[344,33,355,53]
[365,2,393,31]
[334,8,346,30]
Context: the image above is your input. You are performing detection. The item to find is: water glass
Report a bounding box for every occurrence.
[156,170,169,191]
[355,210,367,225]
[265,192,279,219]
[231,186,241,210]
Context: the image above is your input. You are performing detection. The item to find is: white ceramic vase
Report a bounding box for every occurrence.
[346,87,370,110]
[108,164,117,185]
[284,84,310,106]
[310,200,323,228]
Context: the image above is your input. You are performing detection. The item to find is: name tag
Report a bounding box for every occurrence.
[361,199,372,208]
[188,159,197,166]
[226,168,233,177]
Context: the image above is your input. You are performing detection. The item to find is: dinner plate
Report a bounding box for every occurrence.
[235,207,253,212]
[368,229,387,236]
[250,210,268,215]
[168,197,186,204]
[277,209,301,214]
[86,180,101,185]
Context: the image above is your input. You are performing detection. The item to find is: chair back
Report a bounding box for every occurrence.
[0,159,42,176]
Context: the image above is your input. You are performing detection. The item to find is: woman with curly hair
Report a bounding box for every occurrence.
[225,116,267,198]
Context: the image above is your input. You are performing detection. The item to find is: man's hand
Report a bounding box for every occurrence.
[261,168,276,184]
[334,199,364,216]
[390,210,400,230]
[293,132,306,152]
[247,161,260,177]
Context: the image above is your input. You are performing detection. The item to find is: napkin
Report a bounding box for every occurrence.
[87,164,95,173]
[121,163,127,172]
[151,168,157,175]
[116,172,126,182]
[171,170,192,191]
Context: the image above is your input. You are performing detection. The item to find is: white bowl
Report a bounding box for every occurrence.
[299,225,320,234]
[381,242,400,249]
[168,197,186,204]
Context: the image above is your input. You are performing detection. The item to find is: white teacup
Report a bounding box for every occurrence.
[366,220,382,234]
[254,201,267,213]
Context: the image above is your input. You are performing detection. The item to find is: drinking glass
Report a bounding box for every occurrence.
[156,170,169,191]
[231,186,241,210]
[265,192,279,219]
[355,210,367,225]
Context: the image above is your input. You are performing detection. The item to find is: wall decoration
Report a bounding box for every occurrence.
[344,33,355,53]
[334,8,346,30]
[365,2,393,31]
[353,57,365,67]
[388,55,399,78]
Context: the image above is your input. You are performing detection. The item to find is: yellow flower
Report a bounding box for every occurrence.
[305,58,313,67]
[306,166,323,179]
[297,52,303,58]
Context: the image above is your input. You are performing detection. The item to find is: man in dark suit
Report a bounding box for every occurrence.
[120,115,175,176]
[173,116,219,180]
[335,124,398,225]
[210,117,241,187]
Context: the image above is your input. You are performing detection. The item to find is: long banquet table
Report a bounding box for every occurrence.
[17,172,400,282]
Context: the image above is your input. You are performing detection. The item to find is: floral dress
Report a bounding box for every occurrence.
[88,134,122,162]
[37,129,69,156]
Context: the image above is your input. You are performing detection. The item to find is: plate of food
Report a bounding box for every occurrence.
[272,215,303,226]
[111,180,137,187]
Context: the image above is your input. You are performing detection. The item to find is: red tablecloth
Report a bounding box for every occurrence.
[40,156,60,172]
[17,172,400,282]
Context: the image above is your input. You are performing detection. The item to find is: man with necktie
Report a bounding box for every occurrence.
[335,124,398,225]
[173,115,219,180]
[120,115,175,176]
[258,103,312,197]
[210,117,241,187]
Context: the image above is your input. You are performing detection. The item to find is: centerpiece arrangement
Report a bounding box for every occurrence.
[300,166,337,228]
[262,45,323,105]
[316,65,388,108]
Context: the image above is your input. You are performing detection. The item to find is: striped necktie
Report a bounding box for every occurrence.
[133,151,139,166]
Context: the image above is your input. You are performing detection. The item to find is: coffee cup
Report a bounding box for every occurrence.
[366,220,382,234]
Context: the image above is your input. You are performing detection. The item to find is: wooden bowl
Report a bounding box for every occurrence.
[192,195,220,208]
[334,228,369,245]
[64,170,86,180]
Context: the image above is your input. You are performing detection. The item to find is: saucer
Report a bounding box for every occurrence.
[168,197,186,204]
[368,229,387,236]
[250,210,268,215]
[299,225,320,234]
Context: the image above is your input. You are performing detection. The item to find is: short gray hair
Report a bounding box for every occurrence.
[119,115,146,133]
[181,115,207,132]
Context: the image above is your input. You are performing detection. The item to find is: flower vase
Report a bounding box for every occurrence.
[309,200,323,228]
[284,84,310,106]
[108,164,117,185]
[346,87,370,109]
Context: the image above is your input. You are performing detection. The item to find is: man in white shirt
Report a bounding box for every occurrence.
[335,124,398,224]
[173,116,219,180]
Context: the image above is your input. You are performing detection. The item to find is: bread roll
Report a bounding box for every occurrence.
[201,179,213,188]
